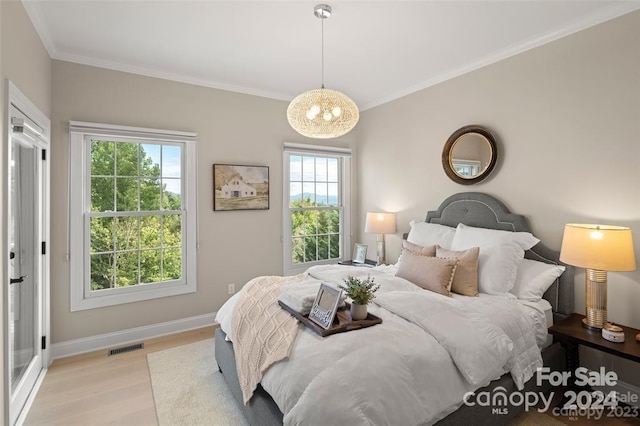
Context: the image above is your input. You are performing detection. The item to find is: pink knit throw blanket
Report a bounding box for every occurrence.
[232,274,303,404]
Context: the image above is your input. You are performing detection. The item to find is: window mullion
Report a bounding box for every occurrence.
[160,214,164,281]
[111,213,117,289]
[137,211,141,286]
[112,141,118,214]
[88,210,183,218]
[84,213,91,297]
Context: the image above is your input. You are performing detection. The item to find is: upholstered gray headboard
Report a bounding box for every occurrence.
[410,192,574,322]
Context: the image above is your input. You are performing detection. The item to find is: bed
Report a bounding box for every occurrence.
[214,192,574,425]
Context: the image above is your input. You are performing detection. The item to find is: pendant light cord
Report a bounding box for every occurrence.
[321,16,325,89]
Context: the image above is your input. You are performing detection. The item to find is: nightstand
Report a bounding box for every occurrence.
[337,259,377,267]
[549,313,640,391]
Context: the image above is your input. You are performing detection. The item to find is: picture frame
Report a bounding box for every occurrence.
[352,243,368,264]
[308,283,343,330]
[213,164,269,211]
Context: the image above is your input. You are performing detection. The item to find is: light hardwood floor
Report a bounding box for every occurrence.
[23,326,638,425]
[25,326,215,425]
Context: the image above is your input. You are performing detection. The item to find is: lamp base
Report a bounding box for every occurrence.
[582,269,607,330]
[582,318,603,330]
[376,234,386,266]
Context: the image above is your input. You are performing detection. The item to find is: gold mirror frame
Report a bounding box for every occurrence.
[442,125,498,185]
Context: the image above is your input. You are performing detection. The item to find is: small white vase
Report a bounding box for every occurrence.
[350,303,368,321]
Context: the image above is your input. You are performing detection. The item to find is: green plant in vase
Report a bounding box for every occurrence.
[339,275,380,320]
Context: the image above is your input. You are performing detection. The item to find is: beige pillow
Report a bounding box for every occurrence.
[436,246,479,297]
[396,249,457,296]
[402,239,436,256]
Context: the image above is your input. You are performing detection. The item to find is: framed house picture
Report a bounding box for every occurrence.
[213,164,269,211]
[353,243,367,264]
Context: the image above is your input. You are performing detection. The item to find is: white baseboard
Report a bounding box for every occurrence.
[51,312,217,360]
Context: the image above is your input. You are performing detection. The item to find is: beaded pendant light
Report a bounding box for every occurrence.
[287,4,359,139]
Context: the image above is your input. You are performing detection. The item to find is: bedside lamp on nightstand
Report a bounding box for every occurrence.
[365,212,396,266]
[560,224,636,330]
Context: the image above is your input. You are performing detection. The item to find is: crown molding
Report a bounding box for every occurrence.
[21,0,640,111]
[21,0,57,57]
[360,2,640,111]
[53,51,293,102]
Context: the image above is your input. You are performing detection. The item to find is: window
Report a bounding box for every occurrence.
[283,143,351,275]
[69,122,197,311]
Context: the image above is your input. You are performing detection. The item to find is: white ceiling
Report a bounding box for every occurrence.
[23,0,640,110]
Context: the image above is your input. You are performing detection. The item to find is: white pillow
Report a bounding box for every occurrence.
[215,291,242,341]
[407,221,456,249]
[477,240,524,294]
[450,223,539,251]
[511,259,565,301]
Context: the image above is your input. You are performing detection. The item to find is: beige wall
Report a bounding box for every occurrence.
[4,0,640,397]
[358,10,640,327]
[50,61,357,343]
[357,11,640,386]
[1,0,52,421]
[1,1,51,116]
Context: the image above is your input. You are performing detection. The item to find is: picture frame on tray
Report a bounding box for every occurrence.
[308,283,342,330]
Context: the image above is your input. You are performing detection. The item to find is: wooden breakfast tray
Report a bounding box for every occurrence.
[278,300,382,337]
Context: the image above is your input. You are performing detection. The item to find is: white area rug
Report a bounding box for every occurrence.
[147,338,249,426]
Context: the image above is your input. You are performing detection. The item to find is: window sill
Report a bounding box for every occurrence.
[70,281,196,312]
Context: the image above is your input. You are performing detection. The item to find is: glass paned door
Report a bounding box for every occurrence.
[8,119,44,425]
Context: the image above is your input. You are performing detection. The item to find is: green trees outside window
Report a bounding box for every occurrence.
[290,198,340,264]
[89,140,183,291]
[289,154,341,265]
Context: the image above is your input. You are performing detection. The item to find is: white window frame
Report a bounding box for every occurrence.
[69,121,197,311]
[283,143,351,276]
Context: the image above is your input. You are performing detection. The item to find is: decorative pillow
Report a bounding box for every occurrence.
[402,239,436,256]
[436,246,479,297]
[450,223,540,251]
[395,249,458,296]
[477,240,525,295]
[397,240,436,267]
[511,259,566,301]
[407,221,456,250]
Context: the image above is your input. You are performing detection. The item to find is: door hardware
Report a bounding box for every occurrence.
[9,275,27,284]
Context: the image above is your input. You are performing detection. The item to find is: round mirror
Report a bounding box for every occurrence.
[442,125,498,185]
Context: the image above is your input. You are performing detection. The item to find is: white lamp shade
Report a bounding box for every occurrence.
[560,223,636,271]
[364,212,397,234]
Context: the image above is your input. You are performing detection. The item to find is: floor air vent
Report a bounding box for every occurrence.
[107,342,144,356]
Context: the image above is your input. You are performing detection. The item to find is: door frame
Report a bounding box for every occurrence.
[4,80,51,425]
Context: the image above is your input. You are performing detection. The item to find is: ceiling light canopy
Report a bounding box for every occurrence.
[287,4,359,139]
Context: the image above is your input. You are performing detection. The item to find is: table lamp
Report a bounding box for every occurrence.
[365,212,396,265]
[560,224,636,329]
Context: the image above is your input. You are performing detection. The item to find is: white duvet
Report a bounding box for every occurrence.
[216,265,544,426]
